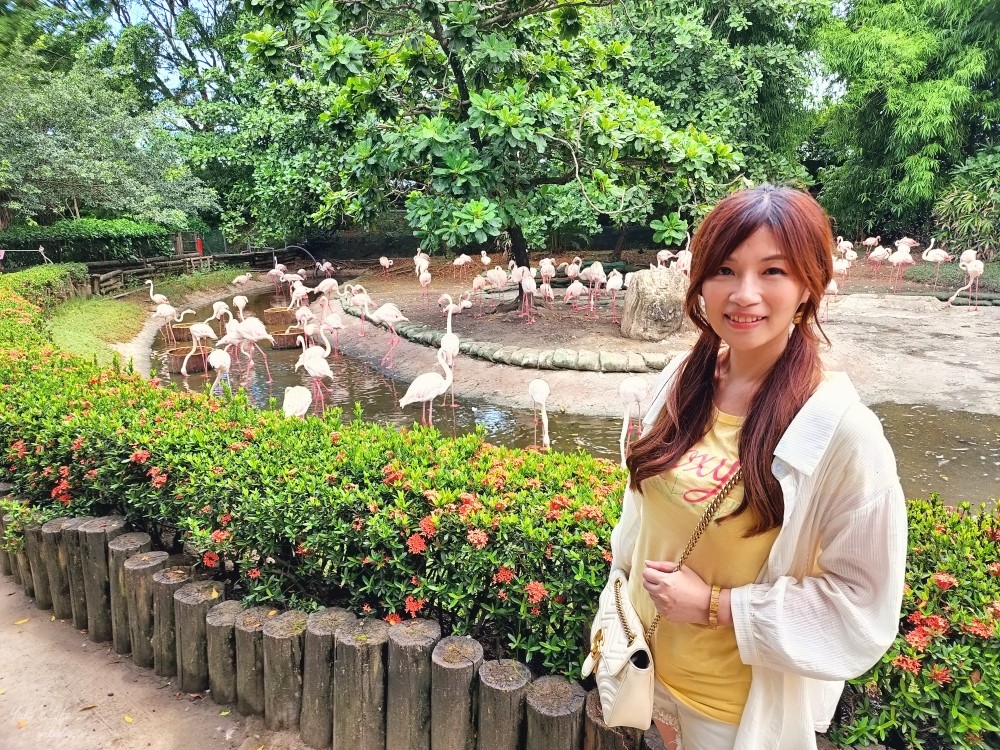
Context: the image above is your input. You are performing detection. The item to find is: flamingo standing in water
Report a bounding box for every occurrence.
[283,386,312,418]
[527,378,551,450]
[399,348,453,426]
[345,284,374,336]
[144,279,169,305]
[153,305,195,346]
[180,320,218,376]
[363,300,409,368]
[208,349,232,395]
[618,376,650,465]
[235,317,276,382]
[439,304,460,407]
[232,295,249,321]
[294,326,334,412]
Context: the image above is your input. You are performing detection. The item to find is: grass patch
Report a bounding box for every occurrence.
[903,260,1000,293]
[126,266,252,301]
[47,297,147,365]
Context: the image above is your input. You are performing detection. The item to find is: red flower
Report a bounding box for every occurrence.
[932,572,958,590]
[405,595,425,617]
[84,469,98,480]
[385,613,402,625]
[525,580,548,604]
[497,589,508,601]
[150,473,168,488]
[892,655,922,674]
[295,544,309,556]
[70,437,85,451]
[130,449,151,464]
[220,514,232,526]
[203,551,220,568]
[581,532,598,547]
[492,566,515,585]
[467,529,489,549]
[419,515,436,538]
[603,550,613,563]
[905,628,931,651]
[530,606,541,616]
[211,529,230,544]
[406,534,427,555]
[247,568,261,579]
[362,604,372,613]
[928,664,952,684]
[987,562,1000,577]
[961,619,994,638]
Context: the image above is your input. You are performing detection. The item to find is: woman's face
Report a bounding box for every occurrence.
[700,226,809,364]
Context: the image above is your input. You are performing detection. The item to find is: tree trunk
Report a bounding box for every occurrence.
[611,225,628,263]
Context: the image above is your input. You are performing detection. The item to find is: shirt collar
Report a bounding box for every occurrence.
[773,371,860,476]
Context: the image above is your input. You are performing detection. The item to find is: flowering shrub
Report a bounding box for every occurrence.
[2,266,1000,748]
[828,494,1000,749]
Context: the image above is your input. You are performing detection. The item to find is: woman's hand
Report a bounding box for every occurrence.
[641,560,712,625]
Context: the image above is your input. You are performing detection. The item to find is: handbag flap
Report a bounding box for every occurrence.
[582,569,651,678]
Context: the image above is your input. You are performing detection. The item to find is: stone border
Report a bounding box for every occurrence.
[341,305,673,373]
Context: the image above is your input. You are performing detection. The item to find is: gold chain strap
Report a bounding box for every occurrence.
[616,468,743,644]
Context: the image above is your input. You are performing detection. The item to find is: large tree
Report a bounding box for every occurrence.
[817,0,1000,236]
[223,0,742,262]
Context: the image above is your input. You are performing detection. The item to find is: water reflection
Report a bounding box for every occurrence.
[150,292,1000,505]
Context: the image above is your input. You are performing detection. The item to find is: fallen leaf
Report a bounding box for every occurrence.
[14,618,29,625]
[50,615,55,621]
[0,688,6,695]
[79,705,97,711]
[219,710,230,716]
[124,714,133,724]
[267,609,278,617]
[16,720,27,729]
[210,587,220,599]
[256,746,264,750]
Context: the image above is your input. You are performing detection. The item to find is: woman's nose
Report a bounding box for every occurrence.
[729,275,762,304]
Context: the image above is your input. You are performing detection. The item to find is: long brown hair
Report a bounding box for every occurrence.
[626,185,834,535]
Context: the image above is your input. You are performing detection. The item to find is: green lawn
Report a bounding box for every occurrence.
[47,297,147,365]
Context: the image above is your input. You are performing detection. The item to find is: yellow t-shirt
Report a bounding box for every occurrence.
[627,410,780,725]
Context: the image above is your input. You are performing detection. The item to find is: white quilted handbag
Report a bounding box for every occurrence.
[580,567,655,729]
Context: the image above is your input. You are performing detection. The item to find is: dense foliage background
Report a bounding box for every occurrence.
[1,0,995,261]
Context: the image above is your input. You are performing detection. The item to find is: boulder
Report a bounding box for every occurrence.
[619,269,688,341]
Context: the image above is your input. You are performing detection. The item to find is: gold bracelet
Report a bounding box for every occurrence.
[708,585,721,630]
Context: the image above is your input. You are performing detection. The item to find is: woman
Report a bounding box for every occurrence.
[611,186,907,749]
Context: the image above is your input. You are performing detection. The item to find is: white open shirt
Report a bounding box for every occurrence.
[610,355,907,749]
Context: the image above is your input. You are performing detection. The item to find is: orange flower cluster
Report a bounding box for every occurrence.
[492,566,515,585]
[892,655,922,674]
[382,464,405,485]
[203,551,220,568]
[932,572,958,590]
[130,448,151,464]
[960,619,994,638]
[406,533,427,554]
[467,529,489,549]
[418,515,436,537]
[385,613,402,625]
[405,595,425,617]
[525,580,548,604]
[50,478,72,506]
[9,439,27,459]
[927,664,952,684]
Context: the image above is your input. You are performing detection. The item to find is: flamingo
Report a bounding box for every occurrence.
[363,300,409,368]
[180,321,218,376]
[440,305,460,407]
[452,254,471,278]
[519,273,537,323]
[527,378,550,450]
[835,236,854,257]
[232,295,248,321]
[399,348,453,426]
[868,245,890,279]
[888,241,917,292]
[861,235,881,254]
[656,249,675,268]
[418,269,432,303]
[539,282,555,303]
[311,278,341,298]
[564,280,586,310]
[294,327,334,411]
[144,279,169,305]
[618,376,650,466]
[921,239,953,289]
[821,279,838,322]
[346,284,374,336]
[673,249,692,276]
[606,269,624,323]
[948,259,985,309]
[471,275,487,317]
[379,256,393,276]
[152,305,195,346]
[283,386,312,418]
[558,256,582,282]
[295,323,331,367]
[231,273,253,286]
[235,317,276,383]
[480,250,491,268]
[958,250,979,287]
[208,349,232,395]
[832,256,851,290]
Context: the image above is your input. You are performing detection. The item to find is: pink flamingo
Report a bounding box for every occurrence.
[231,273,253,286]
[294,330,334,412]
[519,273,536,323]
[958,250,979,287]
[440,305,460,407]
[471,275,487,317]
[282,386,312,418]
[527,378,550,450]
[833,256,851,291]
[821,279,838,322]
[346,284,374,336]
[180,321,217,376]
[656,249,675,268]
[835,236,854,256]
[861,235,881,254]
[868,245,890,280]
[144,279,169,305]
[480,249,491,268]
[363,300,409,368]
[379,256,393,276]
[558,256,582,282]
[418,269,432,304]
[564,280,586,310]
[606,269,624,323]
[921,239,952,289]
[618,375,650,465]
[399,348,453,426]
[208,349,232,395]
[887,240,917,292]
[673,249,693,276]
[948,259,984,309]
[232,295,248,321]
[235,317,276,383]
[153,305,194,345]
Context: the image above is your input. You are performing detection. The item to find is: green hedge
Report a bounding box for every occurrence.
[0,265,998,749]
[0,218,172,264]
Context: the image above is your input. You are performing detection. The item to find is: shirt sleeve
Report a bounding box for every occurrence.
[730,410,908,681]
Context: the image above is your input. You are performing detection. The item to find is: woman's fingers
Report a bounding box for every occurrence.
[645,559,677,573]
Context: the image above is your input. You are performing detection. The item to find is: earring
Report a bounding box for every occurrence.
[792,309,804,325]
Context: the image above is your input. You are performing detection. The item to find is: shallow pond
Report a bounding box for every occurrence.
[151,293,1000,506]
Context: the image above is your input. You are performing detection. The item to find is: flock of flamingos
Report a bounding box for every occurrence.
[144,236,988,457]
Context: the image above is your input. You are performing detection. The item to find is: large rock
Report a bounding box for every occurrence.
[619,268,688,341]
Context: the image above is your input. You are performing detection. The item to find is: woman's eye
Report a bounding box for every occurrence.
[717,267,734,276]
[764,267,787,275]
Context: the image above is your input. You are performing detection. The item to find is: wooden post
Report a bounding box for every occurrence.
[152,566,192,677]
[431,635,484,750]
[40,518,72,619]
[174,580,224,692]
[300,607,356,749]
[525,675,586,750]
[23,523,52,609]
[0,506,12,577]
[16,549,33,596]
[3,514,22,586]
[477,659,533,750]
[235,606,279,716]
[332,619,390,750]
[263,609,309,731]
[386,618,441,750]
[583,691,642,750]
[108,532,151,654]
[80,516,126,642]
[61,516,95,629]
[124,550,169,669]
[206,600,244,705]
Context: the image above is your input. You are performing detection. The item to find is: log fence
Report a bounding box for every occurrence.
[0,502,668,750]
